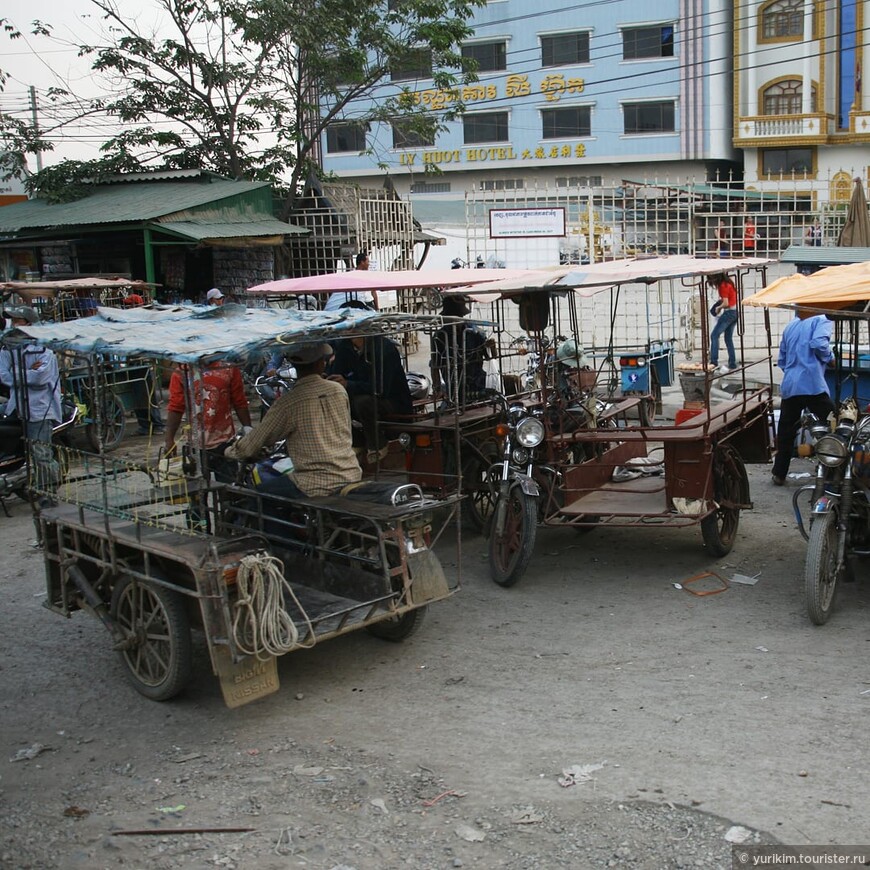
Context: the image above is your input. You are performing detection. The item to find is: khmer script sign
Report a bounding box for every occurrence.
[489,207,566,239]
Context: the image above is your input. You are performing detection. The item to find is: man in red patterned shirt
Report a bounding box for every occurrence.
[164,362,252,479]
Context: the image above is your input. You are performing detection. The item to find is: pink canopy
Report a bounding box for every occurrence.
[246,267,550,295]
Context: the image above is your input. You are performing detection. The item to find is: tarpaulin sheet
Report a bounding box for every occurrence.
[441,255,776,301]
[2,303,386,364]
[744,261,870,308]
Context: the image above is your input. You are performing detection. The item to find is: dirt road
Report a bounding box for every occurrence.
[2,460,868,869]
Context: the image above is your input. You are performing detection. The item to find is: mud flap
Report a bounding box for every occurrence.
[408,549,450,605]
[213,645,280,709]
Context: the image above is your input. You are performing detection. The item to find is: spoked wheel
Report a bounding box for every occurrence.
[462,448,498,534]
[638,395,656,427]
[489,489,537,587]
[110,574,192,701]
[700,443,747,557]
[366,606,427,641]
[804,511,841,625]
[87,393,127,452]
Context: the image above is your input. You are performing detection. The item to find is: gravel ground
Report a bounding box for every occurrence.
[2,447,868,869]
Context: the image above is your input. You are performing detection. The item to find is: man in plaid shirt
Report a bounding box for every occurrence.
[225,343,361,498]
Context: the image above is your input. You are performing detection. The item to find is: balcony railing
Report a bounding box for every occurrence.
[736,113,833,140]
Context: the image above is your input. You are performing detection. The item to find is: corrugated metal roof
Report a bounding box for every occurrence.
[157,218,307,240]
[102,169,219,183]
[0,178,271,231]
[623,180,777,200]
[780,244,870,265]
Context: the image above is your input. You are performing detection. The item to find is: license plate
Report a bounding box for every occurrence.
[213,646,279,709]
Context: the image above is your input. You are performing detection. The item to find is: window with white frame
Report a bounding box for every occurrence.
[326,123,367,153]
[623,101,675,133]
[463,112,509,144]
[542,106,591,138]
[462,41,507,72]
[541,32,590,67]
[622,25,674,60]
[390,47,433,81]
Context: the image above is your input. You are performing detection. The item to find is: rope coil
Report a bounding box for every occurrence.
[231,552,314,660]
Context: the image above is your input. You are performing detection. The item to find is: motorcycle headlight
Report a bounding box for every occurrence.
[512,447,530,465]
[398,432,411,449]
[815,434,848,467]
[515,416,545,448]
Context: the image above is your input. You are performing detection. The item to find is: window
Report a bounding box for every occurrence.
[623,101,675,133]
[390,47,432,82]
[761,0,803,38]
[325,123,367,153]
[462,41,507,72]
[556,175,603,188]
[761,148,813,175]
[541,32,590,67]
[761,79,815,114]
[480,179,525,191]
[542,106,591,138]
[411,181,451,194]
[463,112,509,144]
[623,25,674,60]
[391,123,434,149]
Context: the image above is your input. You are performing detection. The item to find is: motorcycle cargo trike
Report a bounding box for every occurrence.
[2,303,463,708]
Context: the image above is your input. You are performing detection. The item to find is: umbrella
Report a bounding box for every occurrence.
[837,178,870,247]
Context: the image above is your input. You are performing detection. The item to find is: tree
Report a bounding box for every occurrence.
[1,0,484,215]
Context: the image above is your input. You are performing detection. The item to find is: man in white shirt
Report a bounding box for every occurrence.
[323,252,378,311]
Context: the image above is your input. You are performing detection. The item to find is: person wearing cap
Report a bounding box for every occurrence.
[430,295,493,405]
[225,343,360,498]
[0,305,62,496]
[206,288,225,306]
[164,360,251,481]
[323,252,378,312]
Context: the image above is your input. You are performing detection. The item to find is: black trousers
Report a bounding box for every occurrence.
[772,392,835,479]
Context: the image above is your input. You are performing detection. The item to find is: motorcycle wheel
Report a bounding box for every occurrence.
[700,444,746,557]
[463,445,498,534]
[110,574,192,701]
[489,489,537,587]
[804,511,840,625]
[366,606,427,641]
[86,394,127,453]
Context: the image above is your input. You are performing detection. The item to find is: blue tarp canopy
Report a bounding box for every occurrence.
[3,303,400,364]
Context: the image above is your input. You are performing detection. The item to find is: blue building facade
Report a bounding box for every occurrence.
[320,0,737,194]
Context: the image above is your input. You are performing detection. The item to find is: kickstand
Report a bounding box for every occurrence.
[0,496,10,518]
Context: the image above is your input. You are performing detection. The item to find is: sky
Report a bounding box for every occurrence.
[2,0,159,168]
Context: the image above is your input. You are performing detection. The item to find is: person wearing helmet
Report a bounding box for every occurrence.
[0,305,62,500]
[430,295,493,406]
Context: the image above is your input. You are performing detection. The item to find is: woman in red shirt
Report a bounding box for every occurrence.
[708,273,739,373]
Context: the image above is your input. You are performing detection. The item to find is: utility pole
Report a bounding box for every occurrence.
[29,86,43,172]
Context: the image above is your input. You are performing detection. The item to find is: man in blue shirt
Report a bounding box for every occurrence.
[771,308,835,485]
